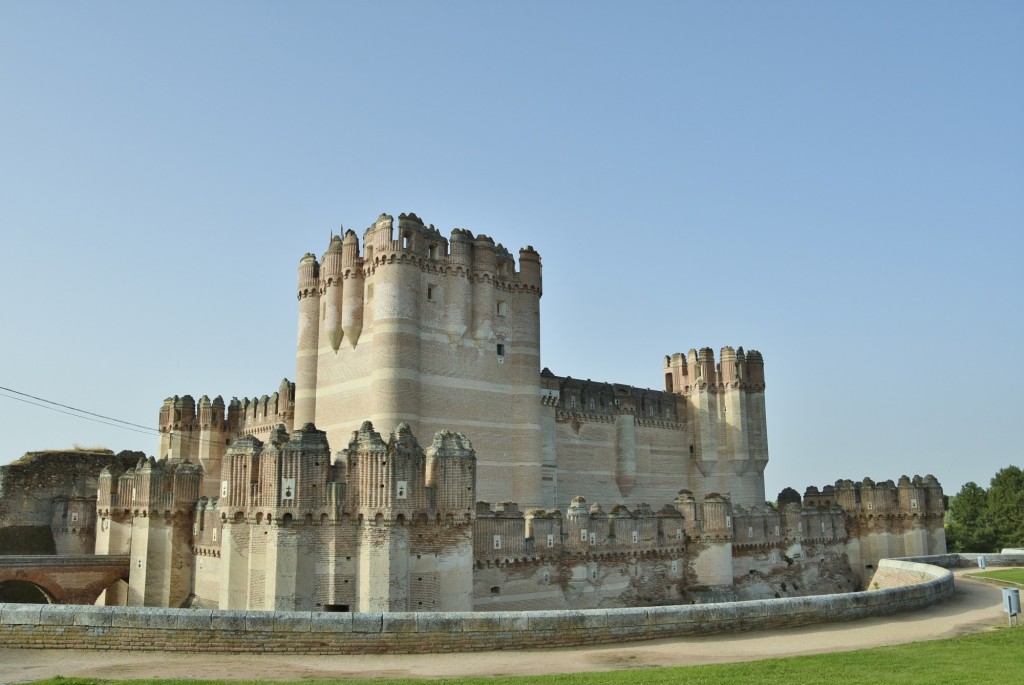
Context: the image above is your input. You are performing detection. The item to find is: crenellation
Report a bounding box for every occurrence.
[0,209,949,612]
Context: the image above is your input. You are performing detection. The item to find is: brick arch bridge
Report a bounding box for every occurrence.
[0,556,129,604]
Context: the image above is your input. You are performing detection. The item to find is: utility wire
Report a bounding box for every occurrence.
[0,385,155,432]
[0,390,158,437]
[0,385,240,450]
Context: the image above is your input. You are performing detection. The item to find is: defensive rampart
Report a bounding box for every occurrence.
[0,557,952,654]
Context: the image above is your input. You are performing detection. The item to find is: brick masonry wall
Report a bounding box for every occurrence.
[0,557,955,654]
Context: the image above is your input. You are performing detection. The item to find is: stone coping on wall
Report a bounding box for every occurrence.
[895,552,1024,569]
[0,555,130,568]
[0,557,954,654]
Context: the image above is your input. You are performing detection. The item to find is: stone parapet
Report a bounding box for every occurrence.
[0,558,953,654]
[894,552,1024,569]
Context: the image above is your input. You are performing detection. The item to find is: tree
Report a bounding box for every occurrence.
[944,481,997,552]
[986,466,1024,549]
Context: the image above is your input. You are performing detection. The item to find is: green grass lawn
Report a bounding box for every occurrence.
[965,568,1024,586]
[26,627,1024,685]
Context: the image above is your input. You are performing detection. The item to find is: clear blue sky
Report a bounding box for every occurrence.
[1,2,1021,503]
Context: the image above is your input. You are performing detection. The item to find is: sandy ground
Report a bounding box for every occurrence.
[0,571,1009,684]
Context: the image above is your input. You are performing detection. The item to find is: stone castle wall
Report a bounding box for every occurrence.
[0,558,953,654]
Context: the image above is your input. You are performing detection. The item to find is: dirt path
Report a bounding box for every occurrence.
[0,572,1008,684]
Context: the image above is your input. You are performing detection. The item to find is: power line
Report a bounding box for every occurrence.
[0,385,232,451]
[0,390,158,437]
[0,385,155,432]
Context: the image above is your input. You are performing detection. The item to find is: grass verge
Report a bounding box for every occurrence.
[964,568,1024,586]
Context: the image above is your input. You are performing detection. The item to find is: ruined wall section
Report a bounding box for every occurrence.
[0,449,140,555]
[729,503,853,600]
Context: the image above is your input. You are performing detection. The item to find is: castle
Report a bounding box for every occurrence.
[82,212,945,611]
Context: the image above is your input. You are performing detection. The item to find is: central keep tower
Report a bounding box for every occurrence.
[294,213,545,507]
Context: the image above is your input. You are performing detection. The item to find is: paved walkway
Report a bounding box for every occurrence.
[0,572,1009,684]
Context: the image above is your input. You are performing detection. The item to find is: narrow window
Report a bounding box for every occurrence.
[493,534,502,550]
[580,528,587,541]
[748,526,754,539]
[427,285,435,301]
[589,532,596,545]
[428,244,439,259]
[546,533,554,548]
[212,528,217,542]
[725,515,732,527]
[631,531,639,544]
[496,343,505,357]
[911,498,918,509]
[496,300,507,316]
[402,233,411,249]
[676,528,683,540]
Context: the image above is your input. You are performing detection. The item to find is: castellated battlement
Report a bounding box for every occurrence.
[86,211,946,613]
[664,346,766,393]
[97,457,201,516]
[803,475,945,518]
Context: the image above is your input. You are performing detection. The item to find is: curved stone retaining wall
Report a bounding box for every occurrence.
[0,558,954,654]
[896,552,1024,569]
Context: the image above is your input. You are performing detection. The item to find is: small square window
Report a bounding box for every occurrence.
[496,343,505,357]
